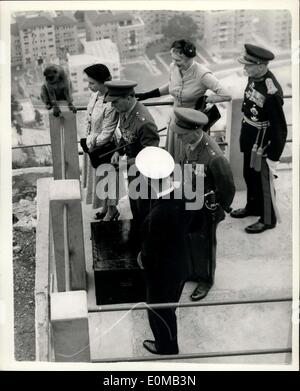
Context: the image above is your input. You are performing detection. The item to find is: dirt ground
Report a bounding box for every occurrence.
[13,227,36,361]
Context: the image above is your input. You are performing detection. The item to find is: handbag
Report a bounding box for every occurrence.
[80,138,116,168]
[194,95,221,133]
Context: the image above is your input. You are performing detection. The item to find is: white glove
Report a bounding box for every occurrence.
[266,158,279,177]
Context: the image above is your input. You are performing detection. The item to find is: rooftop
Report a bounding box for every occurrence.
[19,15,54,29]
[53,15,77,27]
[86,10,134,26]
[68,54,103,68]
[83,39,120,63]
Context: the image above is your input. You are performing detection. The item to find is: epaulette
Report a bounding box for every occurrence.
[135,111,146,122]
[265,78,278,95]
[204,141,217,157]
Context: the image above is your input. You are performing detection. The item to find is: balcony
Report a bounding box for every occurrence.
[12,98,294,364]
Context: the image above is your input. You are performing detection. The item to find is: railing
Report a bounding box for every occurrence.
[34,98,293,362]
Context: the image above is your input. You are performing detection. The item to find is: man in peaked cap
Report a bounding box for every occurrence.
[104,80,159,236]
[173,107,235,301]
[136,147,192,355]
[230,44,287,233]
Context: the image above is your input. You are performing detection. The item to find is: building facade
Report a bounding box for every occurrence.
[259,10,291,49]
[84,11,145,60]
[11,23,22,67]
[54,15,78,59]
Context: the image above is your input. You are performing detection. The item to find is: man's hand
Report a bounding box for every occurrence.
[111,151,120,165]
[266,158,279,177]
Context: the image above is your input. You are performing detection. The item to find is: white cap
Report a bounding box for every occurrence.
[135,147,175,179]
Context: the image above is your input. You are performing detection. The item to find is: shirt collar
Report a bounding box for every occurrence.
[188,132,204,151]
[125,100,138,120]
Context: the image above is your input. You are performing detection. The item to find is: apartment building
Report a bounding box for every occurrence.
[203,10,236,51]
[17,15,56,67]
[117,15,145,59]
[11,23,22,67]
[84,11,145,60]
[259,10,291,49]
[53,14,78,58]
[82,39,120,79]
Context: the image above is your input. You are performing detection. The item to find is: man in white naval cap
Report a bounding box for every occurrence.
[136,146,192,355]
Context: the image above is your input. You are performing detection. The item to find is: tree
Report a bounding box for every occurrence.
[162,15,199,44]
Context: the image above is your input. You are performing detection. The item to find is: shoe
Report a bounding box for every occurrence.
[230,208,260,218]
[143,340,179,355]
[245,220,276,234]
[190,282,212,301]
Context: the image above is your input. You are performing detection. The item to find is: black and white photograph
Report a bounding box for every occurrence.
[0,0,299,371]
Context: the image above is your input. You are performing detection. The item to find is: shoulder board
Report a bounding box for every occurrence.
[135,111,146,121]
[265,78,278,95]
[203,141,217,157]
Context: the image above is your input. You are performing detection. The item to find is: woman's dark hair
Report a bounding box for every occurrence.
[170,40,196,58]
[83,63,112,83]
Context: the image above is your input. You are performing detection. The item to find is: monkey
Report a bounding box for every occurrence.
[40,64,77,117]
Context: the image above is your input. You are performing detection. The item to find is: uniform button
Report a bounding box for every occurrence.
[212,152,215,155]
[243,103,246,105]
[205,143,208,146]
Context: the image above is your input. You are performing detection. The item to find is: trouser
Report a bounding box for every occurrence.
[187,208,217,285]
[144,269,185,352]
[243,152,276,225]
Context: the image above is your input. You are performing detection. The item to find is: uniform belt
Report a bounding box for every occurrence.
[243,115,270,129]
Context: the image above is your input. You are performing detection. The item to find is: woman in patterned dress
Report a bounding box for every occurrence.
[81,64,119,221]
[136,40,231,162]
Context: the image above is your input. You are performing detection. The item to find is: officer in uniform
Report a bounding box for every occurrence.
[136,147,192,355]
[104,80,160,229]
[173,107,235,301]
[230,44,288,233]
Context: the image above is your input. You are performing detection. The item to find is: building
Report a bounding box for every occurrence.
[82,39,120,79]
[116,14,145,60]
[84,11,145,60]
[17,15,56,67]
[84,10,117,41]
[11,23,22,67]
[53,14,78,59]
[258,10,291,49]
[203,10,236,51]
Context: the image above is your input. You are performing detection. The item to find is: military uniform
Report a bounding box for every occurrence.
[231,44,287,232]
[183,132,235,287]
[118,101,159,160]
[173,107,235,300]
[104,80,160,230]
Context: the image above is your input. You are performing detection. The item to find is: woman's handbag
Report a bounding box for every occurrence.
[194,95,221,133]
[80,138,117,169]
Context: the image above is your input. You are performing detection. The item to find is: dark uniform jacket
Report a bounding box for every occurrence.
[240,69,287,161]
[118,101,159,159]
[141,192,192,280]
[183,132,235,225]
